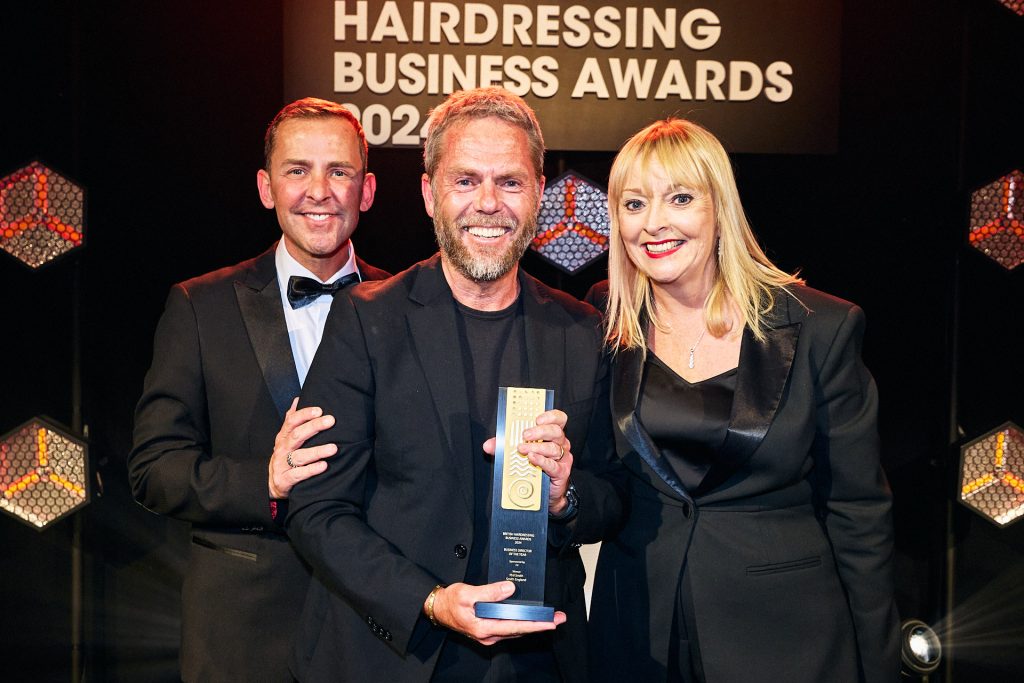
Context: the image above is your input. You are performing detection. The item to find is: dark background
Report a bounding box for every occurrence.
[1,1,1022,681]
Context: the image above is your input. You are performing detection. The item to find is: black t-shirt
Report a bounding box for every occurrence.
[432,294,559,682]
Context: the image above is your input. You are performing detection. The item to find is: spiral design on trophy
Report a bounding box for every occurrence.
[509,478,535,507]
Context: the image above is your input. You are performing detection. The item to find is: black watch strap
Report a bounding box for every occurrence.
[549,482,579,522]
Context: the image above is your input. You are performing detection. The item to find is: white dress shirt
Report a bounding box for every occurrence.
[275,240,361,386]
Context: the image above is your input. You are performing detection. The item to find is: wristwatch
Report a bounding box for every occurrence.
[549,482,579,522]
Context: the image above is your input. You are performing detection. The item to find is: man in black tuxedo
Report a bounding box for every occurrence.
[285,87,623,682]
[128,98,389,682]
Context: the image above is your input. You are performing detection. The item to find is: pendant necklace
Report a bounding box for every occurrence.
[688,328,707,369]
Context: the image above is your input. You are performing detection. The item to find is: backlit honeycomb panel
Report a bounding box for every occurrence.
[998,0,1023,16]
[960,423,1024,527]
[0,161,85,268]
[969,170,1023,270]
[0,418,88,530]
[532,171,609,274]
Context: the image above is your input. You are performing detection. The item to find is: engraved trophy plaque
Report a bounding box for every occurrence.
[474,386,556,621]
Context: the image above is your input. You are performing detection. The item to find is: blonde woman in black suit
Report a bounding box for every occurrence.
[587,118,899,682]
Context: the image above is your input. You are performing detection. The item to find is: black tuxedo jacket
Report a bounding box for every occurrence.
[286,254,624,683]
[586,282,900,683]
[128,243,389,682]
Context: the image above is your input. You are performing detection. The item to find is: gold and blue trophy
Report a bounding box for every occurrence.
[475,386,556,621]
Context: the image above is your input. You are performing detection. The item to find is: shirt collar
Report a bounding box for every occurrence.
[275,239,360,287]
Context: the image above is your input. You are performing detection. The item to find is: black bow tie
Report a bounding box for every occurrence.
[287,273,361,309]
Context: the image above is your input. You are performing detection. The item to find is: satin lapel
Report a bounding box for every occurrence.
[235,249,300,420]
[693,321,801,496]
[407,260,474,517]
[612,347,691,501]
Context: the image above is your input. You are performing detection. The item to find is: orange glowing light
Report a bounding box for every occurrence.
[47,473,86,497]
[0,419,90,529]
[533,178,609,248]
[959,422,1024,527]
[4,471,42,498]
[962,474,995,496]
[969,170,1024,270]
[0,161,86,268]
[531,170,611,274]
[1002,472,1024,495]
[36,428,48,467]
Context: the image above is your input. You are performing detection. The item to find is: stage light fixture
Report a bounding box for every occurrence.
[998,0,1023,16]
[900,619,942,678]
[959,422,1024,527]
[531,171,610,274]
[968,169,1023,270]
[0,417,88,530]
[0,161,85,269]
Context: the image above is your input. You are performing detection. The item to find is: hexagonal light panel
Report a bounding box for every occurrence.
[0,417,88,530]
[959,422,1024,527]
[0,161,85,269]
[968,169,1023,270]
[998,0,1023,16]
[531,170,609,274]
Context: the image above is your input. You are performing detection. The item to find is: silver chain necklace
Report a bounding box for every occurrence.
[688,328,707,369]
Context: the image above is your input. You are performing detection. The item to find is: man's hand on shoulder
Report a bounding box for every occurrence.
[268,397,338,499]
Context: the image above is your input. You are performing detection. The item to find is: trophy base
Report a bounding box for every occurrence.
[474,600,555,622]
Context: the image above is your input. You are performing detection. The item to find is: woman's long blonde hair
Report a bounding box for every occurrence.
[605,118,802,351]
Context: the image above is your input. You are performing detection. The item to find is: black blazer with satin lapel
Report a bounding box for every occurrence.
[128,243,389,682]
[587,282,899,683]
[286,254,623,683]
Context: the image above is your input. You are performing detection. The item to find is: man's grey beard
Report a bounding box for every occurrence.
[433,208,538,283]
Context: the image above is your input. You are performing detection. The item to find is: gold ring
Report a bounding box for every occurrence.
[286,451,297,468]
[555,444,565,462]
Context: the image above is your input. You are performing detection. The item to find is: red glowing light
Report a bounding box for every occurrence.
[0,161,85,268]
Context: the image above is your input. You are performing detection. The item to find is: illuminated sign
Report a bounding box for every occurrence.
[285,1,841,153]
